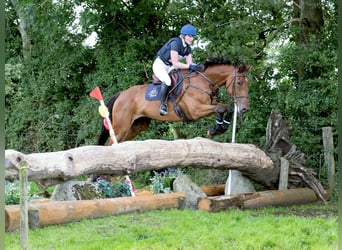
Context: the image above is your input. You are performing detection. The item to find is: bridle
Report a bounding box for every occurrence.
[184,67,249,104]
[225,68,249,103]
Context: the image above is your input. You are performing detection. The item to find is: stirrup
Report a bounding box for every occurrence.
[160,103,168,116]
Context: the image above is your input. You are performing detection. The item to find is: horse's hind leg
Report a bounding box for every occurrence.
[123,117,151,141]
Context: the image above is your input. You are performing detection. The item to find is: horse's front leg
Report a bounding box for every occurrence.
[222,105,234,130]
[208,105,234,137]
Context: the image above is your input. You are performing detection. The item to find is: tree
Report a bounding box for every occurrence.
[6,0,93,151]
[269,0,337,175]
[293,0,325,83]
[10,0,31,60]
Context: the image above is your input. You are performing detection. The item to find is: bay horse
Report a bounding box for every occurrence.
[98,58,251,145]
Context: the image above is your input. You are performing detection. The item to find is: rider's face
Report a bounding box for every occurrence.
[184,35,194,45]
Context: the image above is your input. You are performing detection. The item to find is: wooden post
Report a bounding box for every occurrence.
[278,157,289,190]
[19,160,29,250]
[322,127,335,191]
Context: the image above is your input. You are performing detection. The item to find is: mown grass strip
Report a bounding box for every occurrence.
[5,204,337,250]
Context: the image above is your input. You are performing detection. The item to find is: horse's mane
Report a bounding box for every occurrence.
[204,57,233,67]
[203,57,247,73]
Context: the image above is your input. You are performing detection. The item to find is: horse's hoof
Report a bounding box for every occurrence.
[208,125,228,137]
[207,127,217,137]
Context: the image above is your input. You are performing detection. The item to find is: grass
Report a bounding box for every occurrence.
[5,203,337,250]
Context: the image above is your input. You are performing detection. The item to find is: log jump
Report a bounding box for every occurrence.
[5,110,328,202]
[4,110,331,232]
[6,137,277,189]
[5,135,327,202]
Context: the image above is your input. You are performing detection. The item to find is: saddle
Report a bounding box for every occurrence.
[152,69,180,88]
[145,69,183,101]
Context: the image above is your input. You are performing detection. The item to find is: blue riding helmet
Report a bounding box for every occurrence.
[180,24,197,36]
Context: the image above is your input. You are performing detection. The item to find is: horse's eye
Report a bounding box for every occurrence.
[237,81,242,86]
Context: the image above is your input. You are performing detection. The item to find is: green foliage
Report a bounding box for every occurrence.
[4,177,135,205]
[5,181,45,205]
[5,181,20,205]
[183,168,230,186]
[150,168,182,194]
[262,23,338,173]
[131,172,152,189]
[95,178,133,198]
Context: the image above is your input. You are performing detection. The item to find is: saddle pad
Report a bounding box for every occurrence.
[145,69,183,101]
[145,84,161,101]
[145,82,183,101]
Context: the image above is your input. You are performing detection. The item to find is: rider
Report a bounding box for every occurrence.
[153,24,200,116]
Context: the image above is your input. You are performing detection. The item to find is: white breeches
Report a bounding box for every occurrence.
[152,57,174,86]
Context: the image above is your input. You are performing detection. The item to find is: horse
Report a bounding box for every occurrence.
[98,57,251,145]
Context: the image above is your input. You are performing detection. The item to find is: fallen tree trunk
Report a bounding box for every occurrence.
[5,193,185,232]
[5,138,277,189]
[198,188,320,212]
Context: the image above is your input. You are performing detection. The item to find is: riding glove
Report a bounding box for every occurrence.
[189,64,198,72]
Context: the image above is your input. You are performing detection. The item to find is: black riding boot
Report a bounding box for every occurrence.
[159,82,169,116]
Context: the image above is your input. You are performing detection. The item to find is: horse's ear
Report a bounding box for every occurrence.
[246,65,252,72]
[238,63,252,73]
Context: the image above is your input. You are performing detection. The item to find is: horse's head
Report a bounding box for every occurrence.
[225,64,251,114]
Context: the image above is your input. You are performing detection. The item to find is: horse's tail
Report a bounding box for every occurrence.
[98,92,121,145]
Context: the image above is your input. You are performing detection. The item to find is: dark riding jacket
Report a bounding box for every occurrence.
[157,37,192,66]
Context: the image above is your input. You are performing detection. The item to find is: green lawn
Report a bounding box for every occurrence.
[5,204,337,250]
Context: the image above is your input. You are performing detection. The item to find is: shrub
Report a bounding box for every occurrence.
[150,168,182,194]
[5,181,43,205]
[95,176,134,198]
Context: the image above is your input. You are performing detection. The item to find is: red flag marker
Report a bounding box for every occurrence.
[89,87,103,101]
[90,86,118,144]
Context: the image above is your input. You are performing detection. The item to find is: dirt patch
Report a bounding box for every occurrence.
[252,202,338,218]
[270,202,338,218]
[272,209,337,218]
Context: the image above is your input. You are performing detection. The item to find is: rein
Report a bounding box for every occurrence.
[174,71,218,105]
[180,71,219,104]
[186,72,217,98]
